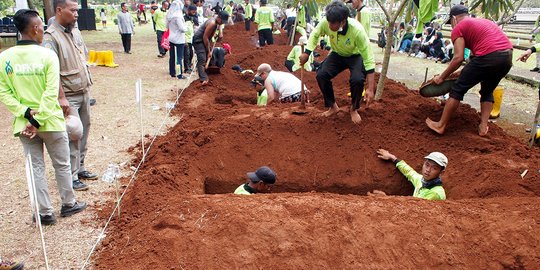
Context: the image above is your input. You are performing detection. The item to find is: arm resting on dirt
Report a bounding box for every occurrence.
[439,37,464,80]
[395,160,422,189]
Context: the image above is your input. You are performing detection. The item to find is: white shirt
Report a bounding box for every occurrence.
[265,70,305,98]
[285,8,296,18]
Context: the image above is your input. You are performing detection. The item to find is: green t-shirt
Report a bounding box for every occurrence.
[257,89,268,106]
[287,45,313,72]
[243,3,253,19]
[0,42,64,136]
[225,5,233,16]
[185,20,194,43]
[254,6,275,30]
[153,9,167,31]
[396,160,446,201]
[306,17,375,71]
[234,184,254,195]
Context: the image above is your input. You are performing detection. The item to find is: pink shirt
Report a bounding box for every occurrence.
[451,18,512,57]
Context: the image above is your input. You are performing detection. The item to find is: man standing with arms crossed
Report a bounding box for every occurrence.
[0,9,86,225]
[43,0,98,191]
[300,0,375,124]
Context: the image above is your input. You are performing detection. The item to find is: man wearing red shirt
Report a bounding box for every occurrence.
[426,5,512,136]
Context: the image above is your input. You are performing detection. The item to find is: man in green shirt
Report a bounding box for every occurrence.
[351,0,370,37]
[153,0,169,58]
[0,9,86,225]
[242,0,253,31]
[234,166,277,195]
[254,0,275,46]
[300,0,375,124]
[225,1,234,25]
[376,149,447,201]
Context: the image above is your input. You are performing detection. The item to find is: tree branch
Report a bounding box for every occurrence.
[373,0,391,20]
[497,0,525,26]
[390,0,410,24]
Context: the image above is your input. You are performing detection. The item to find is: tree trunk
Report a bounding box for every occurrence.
[43,0,54,22]
[375,24,394,100]
[27,0,35,10]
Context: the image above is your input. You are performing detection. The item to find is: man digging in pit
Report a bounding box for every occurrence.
[376,149,447,201]
[234,166,277,195]
[299,0,374,124]
[254,63,308,104]
[425,5,513,136]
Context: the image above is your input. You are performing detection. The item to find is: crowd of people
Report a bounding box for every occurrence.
[1,0,539,267]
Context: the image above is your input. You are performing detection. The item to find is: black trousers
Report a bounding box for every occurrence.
[169,42,184,77]
[121,33,132,53]
[193,41,208,81]
[258,28,273,46]
[156,30,166,55]
[316,52,367,110]
[183,43,193,71]
[284,59,294,72]
[245,19,251,31]
[450,49,512,102]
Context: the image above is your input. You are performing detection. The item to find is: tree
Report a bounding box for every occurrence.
[372,0,410,100]
[469,0,526,25]
[43,0,53,21]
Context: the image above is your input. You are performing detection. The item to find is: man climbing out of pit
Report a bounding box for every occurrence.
[299,0,375,125]
[234,166,277,195]
[426,5,513,136]
[376,149,447,201]
[254,63,308,104]
[192,10,229,85]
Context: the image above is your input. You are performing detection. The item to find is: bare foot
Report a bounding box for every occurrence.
[426,118,445,134]
[350,110,362,125]
[479,123,489,136]
[321,104,340,117]
[201,80,209,86]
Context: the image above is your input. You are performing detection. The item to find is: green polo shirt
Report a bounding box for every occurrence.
[395,160,446,201]
[254,6,275,31]
[153,8,167,32]
[225,5,233,16]
[287,45,313,72]
[243,3,253,19]
[234,183,256,195]
[0,41,64,136]
[185,20,194,43]
[306,17,375,72]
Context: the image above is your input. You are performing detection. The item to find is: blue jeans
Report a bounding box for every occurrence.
[399,39,411,52]
[169,42,185,77]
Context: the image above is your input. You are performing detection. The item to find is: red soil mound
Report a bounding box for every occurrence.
[93,23,540,269]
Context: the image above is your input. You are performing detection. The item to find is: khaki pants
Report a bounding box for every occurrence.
[536,53,540,68]
[20,132,76,215]
[67,90,91,180]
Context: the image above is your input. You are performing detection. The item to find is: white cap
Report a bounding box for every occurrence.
[424,152,448,168]
[298,36,308,45]
[65,115,83,141]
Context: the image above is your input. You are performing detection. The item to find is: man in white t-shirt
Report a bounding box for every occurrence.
[254,63,308,104]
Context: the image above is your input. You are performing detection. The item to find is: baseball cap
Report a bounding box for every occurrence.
[297,36,308,45]
[247,166,276,184]
[219,10,229,21]
[255,63,272,77]
[65,115,83,141]
[424,152,448,168]
[223,43,232,54]
[446,5,469,23]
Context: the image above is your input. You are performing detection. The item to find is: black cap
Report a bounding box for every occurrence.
[219,10,229,21]
[449,5,469,17]
[247,166,276,184]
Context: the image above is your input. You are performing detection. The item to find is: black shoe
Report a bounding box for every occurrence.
[72,179,89,191]
[184,69,192,74]
[157,54,165,58]
[60,201,87,217]
[33,213,57,226]
[89,98,96,106]
[177,75,187,79]
[530,67,540,72]
[78,170,98,180]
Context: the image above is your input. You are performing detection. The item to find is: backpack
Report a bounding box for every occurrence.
[377,28,386,48]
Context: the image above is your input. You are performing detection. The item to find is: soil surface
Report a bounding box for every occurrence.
[93,23,540,269]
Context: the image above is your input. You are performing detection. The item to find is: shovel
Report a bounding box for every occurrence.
[528,85,540,148]
[292,44,308,115]
[205,41,220,74]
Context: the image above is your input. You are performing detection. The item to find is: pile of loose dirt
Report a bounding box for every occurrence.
[93,23,540,269]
